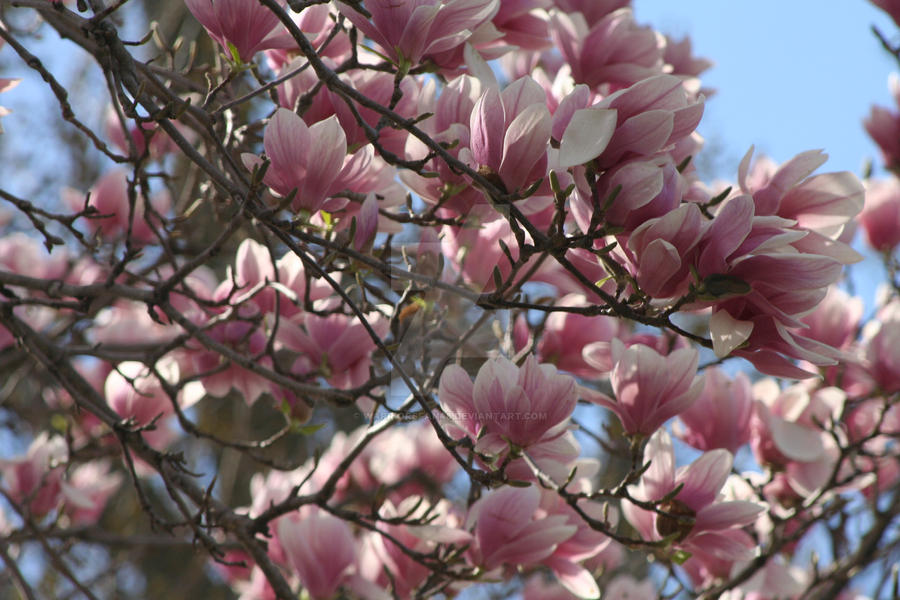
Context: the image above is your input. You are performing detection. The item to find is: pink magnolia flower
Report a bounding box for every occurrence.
[61,462,123,525]
[0,433,68,518]
[365,422,458,501]
[0,232,69,281]
[242,108,349,214]
[551,8,664,91]
[688,193,853,377]
[582,339,703,437]
[184,318,274,406]
[90,301,178,347]
[675,367,753,454]
[440,214,526,292]
[539,489,616,598]
[216,240,335,321]
[622,202,706,299]
[571,154,686,234]
[463,76,551,194]
[338,0,499,69]
[561,73,704,170]
[105,361,179,427]
[864,73,900,168]
[402,74,486,214]
[582,330,685,375]
[738,148,864,257]
[799,286,863,350]
[438,355,577,453]
[467,485,576,571]
[623,430,763,560]
[328,69,420,156]
[491,0,552,51]
[859,178,900,252]
[184,0,293,62]
[750,379,845,498]
[62,169,171,244]
[663,34,714,82]
[862,301,900,393]
[264,3,352,69]
[536,294,627,379]
[276,510,357,600]
[279,311,389,390]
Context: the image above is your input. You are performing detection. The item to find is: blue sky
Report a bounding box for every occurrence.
[634,0,899,178]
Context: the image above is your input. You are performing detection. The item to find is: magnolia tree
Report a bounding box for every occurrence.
[0,0,899,598]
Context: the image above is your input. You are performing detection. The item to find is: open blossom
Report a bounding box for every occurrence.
[242,108,348,214]
[183,318,275,406]
[862,300,900,393]
[491,0,552,51]
[539,489,615,598]
[562,74,704,170]
[623,430,763,560]
[750,379,844,498]
[402,74,486,213]
[279,310,389,390]
[738,148,864,258]
[440,214,526,292]
[105,361,181,427]
[536,294,627,379]
[582,339,703,437]
[864,73,900,168]
[0,433,68,517]
[338,0,499,69]
[551,8,664,91]
[675,367,753,454]
[61,462,123,525]
[185,0,292,62]
[438,355,577,453]
[467,485,576,571]
[684,180,860,377]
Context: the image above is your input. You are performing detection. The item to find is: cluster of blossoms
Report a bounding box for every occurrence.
[1,0,899,599]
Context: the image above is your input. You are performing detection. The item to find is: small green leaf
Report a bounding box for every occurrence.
[226,41,242,65]
[506,480,532,488]
[293,422,325,436]
[671,549,692,565]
